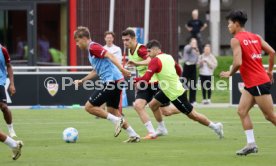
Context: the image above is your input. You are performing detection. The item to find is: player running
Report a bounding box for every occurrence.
[0,44,17,138]
[74,26,140,143]
[135,40,224,139]
[122,29,179,139]
[220,10,276,155]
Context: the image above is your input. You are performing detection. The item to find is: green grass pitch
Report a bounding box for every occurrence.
[0,107,275,166]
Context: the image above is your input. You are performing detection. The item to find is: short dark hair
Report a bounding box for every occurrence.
[146,40,161,49]
[121,29,136,38]
[74,26,91,39]
[226,10,247,27]
[104,31,115,38]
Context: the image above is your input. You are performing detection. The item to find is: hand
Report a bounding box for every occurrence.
[121,68,131,77]
[74,80,83,86]
[187,27,192,32]
[220,71,231,78]
[9,84,16,96]
[127,60,137,67]
[267,71,274,83]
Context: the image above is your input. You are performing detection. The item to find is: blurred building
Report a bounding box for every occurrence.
[0,0,274,66]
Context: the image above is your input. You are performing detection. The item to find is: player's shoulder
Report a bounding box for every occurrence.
[90,42,105,50]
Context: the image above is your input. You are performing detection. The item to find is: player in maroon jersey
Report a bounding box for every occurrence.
[220,10,276,156]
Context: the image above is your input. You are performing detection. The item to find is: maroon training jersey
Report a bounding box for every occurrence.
[234,31,270,88]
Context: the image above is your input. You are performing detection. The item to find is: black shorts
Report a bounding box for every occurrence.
[154,90,193,115]
[88,81,122,109]
[136,82,170,107]
[244,82,271,96]
[0,85,7,103]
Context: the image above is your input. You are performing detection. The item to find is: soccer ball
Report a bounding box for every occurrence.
[63,127,78,143]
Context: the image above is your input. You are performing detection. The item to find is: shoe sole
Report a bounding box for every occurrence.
[124,137,141,143]
[13,142,23,160]
[236,148,258,156]
[114,118,124,137]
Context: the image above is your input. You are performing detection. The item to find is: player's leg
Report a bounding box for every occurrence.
[149,84,169,136]
[171,91,224,139]
[107,107,140,143]
[84,83,123,136]
[0,85,16,137]
[0,131,23,160]
[236,89,257,155]
[159,103,180,116]
[253,83,276,125]
[134,84,157,137]
[256,95,276,125]
[148,90,173,137]
[106,85,140,141]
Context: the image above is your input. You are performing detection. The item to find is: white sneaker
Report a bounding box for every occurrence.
[214,122,224,139]
[9,129,17,138]
[123,135,141,143]
[207,99,211,104]
[114,117,124,137]
[155,127,168,136]
[12,140,23,160]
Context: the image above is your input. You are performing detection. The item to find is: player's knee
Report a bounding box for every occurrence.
[133,101,145,111]
[84,102,94,114]
[0,103,8,111]
[237,108,247,118]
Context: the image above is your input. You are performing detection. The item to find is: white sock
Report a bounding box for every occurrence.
[7,124,14,131]
[125,126,138,137]
[245,129,255,144]
[106,113,120,124]
[4,136,17,148]
[157,121,166,129]
[144,121,155,133]
[208,122,217,130]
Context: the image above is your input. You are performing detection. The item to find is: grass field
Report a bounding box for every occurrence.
[0,107,275,166]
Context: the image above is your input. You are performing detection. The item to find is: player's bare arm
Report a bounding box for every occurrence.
[6,63,16,96]
[74,70,97,86]
[258,35,276,82]
[105,51,131,77]
[220,38,242,78]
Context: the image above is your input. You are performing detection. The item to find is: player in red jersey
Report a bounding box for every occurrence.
[220,10,276,156]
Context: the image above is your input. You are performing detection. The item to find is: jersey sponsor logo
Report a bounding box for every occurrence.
[251,53,262,60]
[44,77,59,96]
[243,39,258,46]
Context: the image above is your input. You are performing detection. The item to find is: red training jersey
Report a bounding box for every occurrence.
[234,31,270,88]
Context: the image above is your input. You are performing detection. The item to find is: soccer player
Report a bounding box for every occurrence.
[0,131,23,160]
[135,40,224,139]
[122,29,179,139]
[73,26,140,143]
[220,10,276,155]
[0,44,17,138]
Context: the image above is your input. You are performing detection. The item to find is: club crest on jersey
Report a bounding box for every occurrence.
[44,77,59,96]
[238,82,245,93]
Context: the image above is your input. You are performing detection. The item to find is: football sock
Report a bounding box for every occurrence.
[4,136,17,148]
[208,122,217,130]
[144,121,155,133]
[245,129,255,144]
[125,126,138,137]
[7,124,14,131]
[157,121,166,130]
[106,113,120,124]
